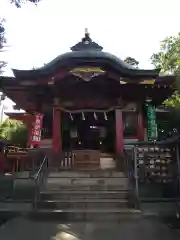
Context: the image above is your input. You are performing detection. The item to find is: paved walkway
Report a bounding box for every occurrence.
[0,217,179,240]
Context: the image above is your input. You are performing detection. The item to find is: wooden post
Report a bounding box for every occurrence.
[115,109,124,153]
[52,108,61,153]
[137,111,144,141]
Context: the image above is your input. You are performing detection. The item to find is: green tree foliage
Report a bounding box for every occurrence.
[0,119,28,147]
[151,34,180,108]
[124,57,139,68]
[0,19,6,74]
[10,0,40,8]
[163,92,180,108]
[150,34,180,136]
[0,20,6,49]
[151,34,180,75]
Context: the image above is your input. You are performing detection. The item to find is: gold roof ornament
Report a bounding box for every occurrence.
[140,79,155,84]
[119,79,155,84]
[85,28,88,34]
[71,29,103,51]
[70,67,105,82]
[84,28,90,44]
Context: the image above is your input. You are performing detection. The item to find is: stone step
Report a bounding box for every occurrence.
[44,185,129,191]
[39,199,128,203]
[40,190,129,200]
[37,199,128,210]
[47,171,125,178]
[45,178,129,192]
[14,171,37,179]
[34,208,140,213]
[46,177,128,185]
[12,178,36,200]
[0,202,32,212]
[0,175,14,200]
[31,208,142,221]
[45,178,129,190]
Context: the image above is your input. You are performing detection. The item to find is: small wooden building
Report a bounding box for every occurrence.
[0,31,176,170]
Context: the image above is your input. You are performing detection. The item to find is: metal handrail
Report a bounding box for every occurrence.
[33,155,48,210]
[124,148,140,208]
[133,147,140,208]
[34,156,48,180]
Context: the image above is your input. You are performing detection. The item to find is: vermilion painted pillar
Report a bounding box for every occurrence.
[27,123,33,147]
[52,108,61,153]
[115,109,124,153]
[137,111,144,141]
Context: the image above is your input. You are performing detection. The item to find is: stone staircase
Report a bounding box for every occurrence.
[36,171,141,221]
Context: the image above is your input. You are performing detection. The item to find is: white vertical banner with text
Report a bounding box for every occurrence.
[31,114,43,147]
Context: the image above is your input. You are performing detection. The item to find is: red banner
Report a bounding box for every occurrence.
[31,114,43,146]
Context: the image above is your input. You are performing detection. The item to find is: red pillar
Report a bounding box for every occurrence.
[27,123,33,147]
[52,108,61,154]
[137,111,144,141]
[115,109,124,153]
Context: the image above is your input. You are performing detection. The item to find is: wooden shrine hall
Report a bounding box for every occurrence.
[1,30,176,170]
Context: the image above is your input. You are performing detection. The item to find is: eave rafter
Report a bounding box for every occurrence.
[0,74,176,111]
[0,29,176,112]
[4,88,35,111]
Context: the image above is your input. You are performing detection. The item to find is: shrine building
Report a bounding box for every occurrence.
[0,31,176,170]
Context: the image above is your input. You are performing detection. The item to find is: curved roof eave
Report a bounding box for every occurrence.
[156,75,176,83]
[0,76,16,87]
[12,51,161,79]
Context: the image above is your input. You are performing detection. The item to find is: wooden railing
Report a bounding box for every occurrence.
[6,146,42,173]
[60,150,102,170]
[7,146,29,153]
[60,152,75,169]
[6,146,29,173]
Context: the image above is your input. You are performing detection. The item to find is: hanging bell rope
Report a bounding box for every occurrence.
[104,112,108,120]
[69,113,74,121]
[94,112,97,120]
[82,112,85,120]
[56,106,121,113]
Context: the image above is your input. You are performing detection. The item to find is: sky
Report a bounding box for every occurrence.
[0,0,180,111]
